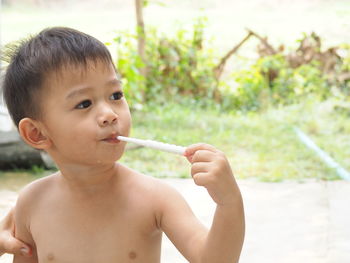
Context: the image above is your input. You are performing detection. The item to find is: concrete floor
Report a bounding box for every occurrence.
[1,179,350,263]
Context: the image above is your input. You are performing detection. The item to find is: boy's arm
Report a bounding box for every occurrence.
[12,190,38,263]
[187,143,245,263]
[160,143,245,263]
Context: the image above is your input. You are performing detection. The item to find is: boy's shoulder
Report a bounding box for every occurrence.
[119,164,178,196]
[120,165,189,211]
[20,172,57,193]
[16,173,58,209]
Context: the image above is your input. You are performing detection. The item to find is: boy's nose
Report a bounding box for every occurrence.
[97,104,118,127]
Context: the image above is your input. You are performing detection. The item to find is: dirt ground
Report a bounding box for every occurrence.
[1,178,350,263]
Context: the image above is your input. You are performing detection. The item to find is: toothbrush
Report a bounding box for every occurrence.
[117,136,186,155]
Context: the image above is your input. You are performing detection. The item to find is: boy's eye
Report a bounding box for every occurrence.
[110,91,124,101]
[75,100,92,109]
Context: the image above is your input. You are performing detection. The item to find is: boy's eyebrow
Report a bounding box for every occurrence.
[106,79,122,87]
[66,79,122,100]
[66,87,94,100]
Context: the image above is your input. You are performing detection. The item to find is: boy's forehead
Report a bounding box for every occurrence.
[46,60,118,89]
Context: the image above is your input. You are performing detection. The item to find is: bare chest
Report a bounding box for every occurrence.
[30,197,162,263]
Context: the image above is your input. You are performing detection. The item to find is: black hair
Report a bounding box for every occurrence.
[3,27,114,128]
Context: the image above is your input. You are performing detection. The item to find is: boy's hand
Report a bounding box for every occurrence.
[0,208,32,257]
[184,143,240,206]
[184,144,245,262]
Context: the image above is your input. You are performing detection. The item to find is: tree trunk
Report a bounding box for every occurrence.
[134,0,147,78]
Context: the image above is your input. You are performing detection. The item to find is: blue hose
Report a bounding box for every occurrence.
[294,127,350,181]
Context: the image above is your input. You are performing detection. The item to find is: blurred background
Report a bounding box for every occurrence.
[0,1,350,262]
[1,0,349,183]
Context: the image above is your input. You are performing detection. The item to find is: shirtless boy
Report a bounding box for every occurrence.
[1,27,245,263]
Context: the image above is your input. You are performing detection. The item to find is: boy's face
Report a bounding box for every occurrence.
[38,60,131,167]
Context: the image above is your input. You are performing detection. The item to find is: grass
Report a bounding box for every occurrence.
[120,99,348,182]
[295,100,350,176]
[0,166,52,191]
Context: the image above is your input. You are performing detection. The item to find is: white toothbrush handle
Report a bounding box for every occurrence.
[117,136,186,155]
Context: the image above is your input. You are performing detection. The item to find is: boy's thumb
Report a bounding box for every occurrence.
[5,237,31,257]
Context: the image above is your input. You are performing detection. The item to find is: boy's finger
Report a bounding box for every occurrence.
[184,143,217,158]
[192,172,214,187]
[190,150,215,164]
[3,235,32,257]
[191,162,210,176]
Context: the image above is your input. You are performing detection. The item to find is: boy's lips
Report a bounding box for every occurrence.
[102,133,121,144]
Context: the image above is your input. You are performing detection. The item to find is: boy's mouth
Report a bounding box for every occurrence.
[102,133,121,144]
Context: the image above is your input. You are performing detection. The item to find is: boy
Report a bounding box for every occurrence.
[2,27,245,263]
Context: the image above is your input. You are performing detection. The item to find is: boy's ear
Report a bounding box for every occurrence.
[18,118,52,150]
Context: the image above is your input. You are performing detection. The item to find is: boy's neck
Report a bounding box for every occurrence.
[56,162,121,193]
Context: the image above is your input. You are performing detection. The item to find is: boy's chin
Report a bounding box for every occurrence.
[95,151,125,165]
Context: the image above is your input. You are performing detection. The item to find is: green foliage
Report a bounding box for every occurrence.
[228,55,330,111]
[112,17,219,109]
[274,61,329,101]
[29,165,46,175]
[340,44,350,72]
[338,44,350,96]
[111,20,349,112]
[120,101,346,181]
[112,31,146,109]
[143,0,166,7]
